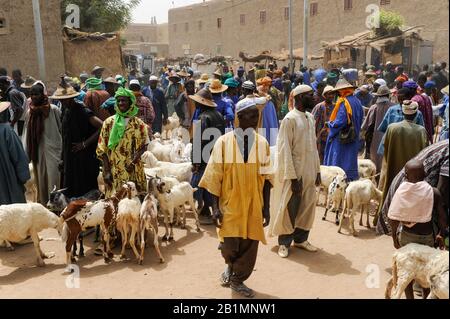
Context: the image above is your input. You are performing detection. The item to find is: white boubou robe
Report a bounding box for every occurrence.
[268,108,321,237]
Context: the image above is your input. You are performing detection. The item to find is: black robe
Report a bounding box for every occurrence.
[61,103,100,198]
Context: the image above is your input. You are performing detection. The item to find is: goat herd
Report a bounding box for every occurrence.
[0,114,448,299]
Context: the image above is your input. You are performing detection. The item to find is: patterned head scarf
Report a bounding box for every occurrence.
[85,77,103,91]
[108,87,138,150]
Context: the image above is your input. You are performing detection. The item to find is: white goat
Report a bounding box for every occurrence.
[155,181,201,241]
[385,243,449,299]
[25,163,37,203]
[317,165,346,206]
[162,113,180,140]
[183,143,193,162]
[170,139,189,163]
[337,179,383,236]
[139,193,165,265]
[0,203,62,266]
[142,151,193,182]
[148,139,173,162]
[117,182,142,261]
[358,159,377,182]
[322,175,348,225]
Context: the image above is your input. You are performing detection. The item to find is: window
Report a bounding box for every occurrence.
[185,22,189,32]
[0,18,4,28]
[310,3,318,16]
[217,18,222,29]
[380,0,391,5]
[173,24,177,32]
[260,10,266,24]
[284,7,290,20]
[240,14,246,26]
[344,0,352,11]
[198,20,202,31]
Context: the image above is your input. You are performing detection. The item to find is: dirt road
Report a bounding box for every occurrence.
[0,206,395,299]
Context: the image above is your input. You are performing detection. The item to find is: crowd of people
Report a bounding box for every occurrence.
[0,59,448,299]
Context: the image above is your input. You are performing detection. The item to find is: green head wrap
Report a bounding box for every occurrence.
[86,77,103,91]
[108,87,138,150]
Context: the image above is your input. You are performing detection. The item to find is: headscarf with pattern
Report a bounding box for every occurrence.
[108,87,138,150]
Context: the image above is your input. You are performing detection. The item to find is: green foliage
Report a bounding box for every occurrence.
[375,10,405,36]
[61,0,141,33]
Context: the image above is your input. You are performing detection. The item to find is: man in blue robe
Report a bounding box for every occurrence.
[324,79,364,181]
[0,103,30,204]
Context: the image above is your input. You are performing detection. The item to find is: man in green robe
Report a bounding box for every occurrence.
[380,100,429,207]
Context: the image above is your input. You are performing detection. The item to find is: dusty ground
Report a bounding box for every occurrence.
[0,206,395,299]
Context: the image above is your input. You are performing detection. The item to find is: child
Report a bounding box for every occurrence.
[388,159,448,298]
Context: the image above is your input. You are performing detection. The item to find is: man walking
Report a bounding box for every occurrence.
[199,98,272,298]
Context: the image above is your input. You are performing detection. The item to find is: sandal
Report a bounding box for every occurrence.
[220,266,231,287]
[231,283,255,298]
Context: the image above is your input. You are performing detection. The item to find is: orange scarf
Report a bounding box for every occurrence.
[330,89,354,124]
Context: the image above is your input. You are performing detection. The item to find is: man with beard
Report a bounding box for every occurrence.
[270,85,321,259]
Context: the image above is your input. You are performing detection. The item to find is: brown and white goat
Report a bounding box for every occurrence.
[60,183,130,271]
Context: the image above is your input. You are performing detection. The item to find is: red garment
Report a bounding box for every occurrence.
[412,94,434,142]
[135,95,155,134]
[84,90,110,121]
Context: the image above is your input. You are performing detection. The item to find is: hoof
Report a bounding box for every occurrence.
[352,233,358,237]
[196,228,201,233]
[322,217,326,221]
[104,257,112,264]
[159,258,165,264]
[335,220,340,226]
[138,259,143,265]
[162,236,169,242]
[337,230,342,234]
[44,252,55,259]
[359,222,363,227]
[366,225,372,229]
[120,254,128,260]
[36,259,45,267]
[107,252,114,259]
[71,257,77,263]
[7,246,15,252]
[169,237,174,242]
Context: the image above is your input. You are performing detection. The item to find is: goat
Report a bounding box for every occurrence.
[117,182,142,261]
[358,159,377,182]
[155,180,201,242]
[60,183,130,271]
[337,179,383,236]
[0,203,62,267]
[161,113,180,140]
[47,187,102,258]
[142,151,193,182]
[385,243,449,299]
[322,175,348,225]
[139,186,165,265]
[317,165,346,206]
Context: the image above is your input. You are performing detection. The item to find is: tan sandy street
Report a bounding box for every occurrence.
[0,206,395,299]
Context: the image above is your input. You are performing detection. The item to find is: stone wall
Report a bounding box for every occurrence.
[168,0,449,64]
[0,0,65,84]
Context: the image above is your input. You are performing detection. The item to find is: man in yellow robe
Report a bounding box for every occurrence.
[199,98,272,298]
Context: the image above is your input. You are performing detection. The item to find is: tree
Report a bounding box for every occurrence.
[61,0,141,33]
[374,10,405,37]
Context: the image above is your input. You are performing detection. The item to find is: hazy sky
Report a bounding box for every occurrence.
[132,0,205,24]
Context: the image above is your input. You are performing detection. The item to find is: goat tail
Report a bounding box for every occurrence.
[61,223,69,243]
